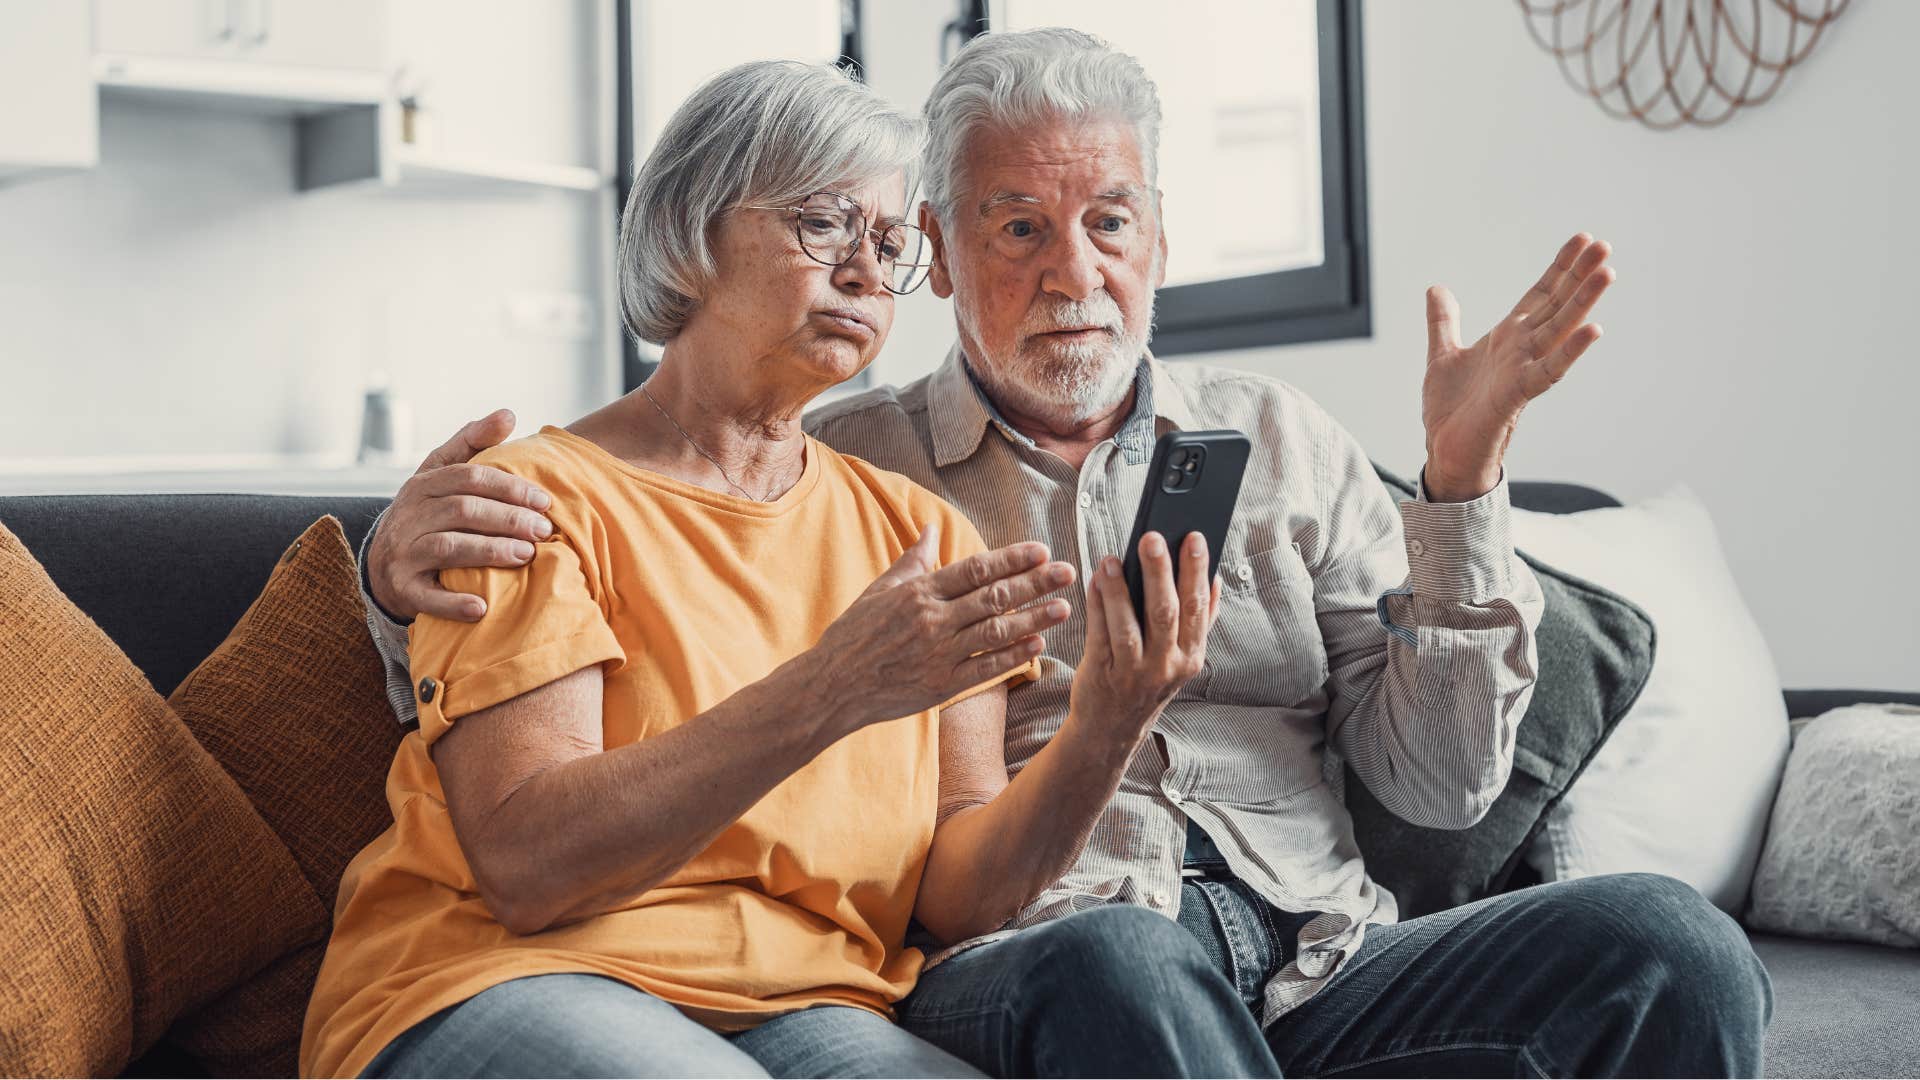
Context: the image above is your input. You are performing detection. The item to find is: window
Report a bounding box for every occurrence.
[980,0,1370,354]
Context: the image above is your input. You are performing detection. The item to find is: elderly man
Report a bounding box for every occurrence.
[356,28,1771,1079]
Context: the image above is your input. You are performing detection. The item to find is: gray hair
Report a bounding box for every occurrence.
[922,28,1162,228]
[618,61,922,344]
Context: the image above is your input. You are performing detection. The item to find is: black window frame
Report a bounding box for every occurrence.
[971,0,1371,355]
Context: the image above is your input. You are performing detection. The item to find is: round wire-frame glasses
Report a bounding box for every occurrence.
[744,191,933,295]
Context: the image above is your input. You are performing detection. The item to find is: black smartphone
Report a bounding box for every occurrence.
[1120,429,1251,624]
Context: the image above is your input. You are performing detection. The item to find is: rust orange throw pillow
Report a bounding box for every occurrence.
[166,515,406,1076]
[0,521,327,1077]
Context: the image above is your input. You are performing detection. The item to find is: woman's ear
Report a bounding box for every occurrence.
[921,202,956,300]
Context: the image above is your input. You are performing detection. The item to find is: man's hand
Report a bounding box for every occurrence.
[368,409,554,623]
[1421,233,1615,502]
[1069,531,1220,757]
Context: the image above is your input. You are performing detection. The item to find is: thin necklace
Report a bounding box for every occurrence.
[639,383,793,502]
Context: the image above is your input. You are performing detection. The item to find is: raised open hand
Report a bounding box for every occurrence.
[1421,233,1615,502]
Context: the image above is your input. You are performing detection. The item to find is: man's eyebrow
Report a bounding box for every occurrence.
[978,191,1042,216]
[1096,186,1146,204]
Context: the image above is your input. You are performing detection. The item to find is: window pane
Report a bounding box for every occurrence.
[989,0,1324,288]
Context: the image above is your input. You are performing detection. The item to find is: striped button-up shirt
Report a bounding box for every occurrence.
[362,346,1543,1025]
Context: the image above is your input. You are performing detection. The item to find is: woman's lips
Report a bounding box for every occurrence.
[815,310,876,339]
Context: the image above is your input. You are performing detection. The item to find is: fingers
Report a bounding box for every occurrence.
[1507,233,1593,324]
[950,634,1047,692]
[1530,238,1613,328]
[408,529,537,574]
[1425,285,1462,357]
[1525,322,1604,398]
[925,539,1050,600]
[1175,532,1211,653]
[1527,263,1614,360]
[952,559,1075,626]
[417,491,553,547]
[1083,559,1111,659]
[402,575,489,622]
[420,462,552,514]
[1099,556,1144,661]
[418,409,518,473]
[954,596,1071,656]
[1137,532,1180,649]
[866,522,942,595]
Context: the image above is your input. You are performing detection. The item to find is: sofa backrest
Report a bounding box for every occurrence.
[0,480,1618,698]
[0,495,388,696]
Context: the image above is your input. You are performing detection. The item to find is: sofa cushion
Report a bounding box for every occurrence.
[0,521,328,1077]
[163,516,405,1076]
[1342,468,1655,918]
[1748,931,1920,1078]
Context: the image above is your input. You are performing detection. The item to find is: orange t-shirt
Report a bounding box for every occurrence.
[299,427,1035,1079]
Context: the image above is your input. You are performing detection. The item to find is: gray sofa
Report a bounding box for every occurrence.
[3,483,1917,1079]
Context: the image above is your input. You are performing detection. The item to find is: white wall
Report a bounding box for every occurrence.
[1201,1,1918,691]
[860,1,1917,691]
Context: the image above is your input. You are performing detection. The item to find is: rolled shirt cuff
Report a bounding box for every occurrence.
[1399,468,1517,604]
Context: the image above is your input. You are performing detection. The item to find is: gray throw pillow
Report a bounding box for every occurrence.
[1342,467,1656,918]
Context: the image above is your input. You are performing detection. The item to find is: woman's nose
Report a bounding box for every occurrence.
[831,233,887,295]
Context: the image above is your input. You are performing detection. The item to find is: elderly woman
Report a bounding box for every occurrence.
[297,61,1091,1078]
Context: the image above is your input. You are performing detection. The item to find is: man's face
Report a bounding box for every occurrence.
[926,113,1167,427]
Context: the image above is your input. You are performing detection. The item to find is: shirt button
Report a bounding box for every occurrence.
[1077,491,1093,509]
[1234,563,1253,582]
[1150,890,1171,908]
[1409,539,1426,558]
[1166,787,1183,803]
[417,676,437,703]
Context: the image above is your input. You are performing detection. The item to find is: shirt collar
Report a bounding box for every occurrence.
[928,344,1196,468]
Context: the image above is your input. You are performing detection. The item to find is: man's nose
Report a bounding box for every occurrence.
[1040,229,1103,302]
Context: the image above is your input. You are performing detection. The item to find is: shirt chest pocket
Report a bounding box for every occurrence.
[1194,542,1329,708]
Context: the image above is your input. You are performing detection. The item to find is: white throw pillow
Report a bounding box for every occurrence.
[1515,485,1790,913]
[1747,704,1920,946]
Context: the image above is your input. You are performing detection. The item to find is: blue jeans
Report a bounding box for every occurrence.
[358,973,983,1078]
[898,872,1773,1077]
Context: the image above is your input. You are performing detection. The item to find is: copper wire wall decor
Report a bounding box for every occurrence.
[1516,0,1853,130]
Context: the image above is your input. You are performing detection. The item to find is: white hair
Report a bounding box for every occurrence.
[618,61,923,344]
[922,27,1163,227]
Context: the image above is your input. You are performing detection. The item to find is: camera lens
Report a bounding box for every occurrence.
[1165,469,1183,487]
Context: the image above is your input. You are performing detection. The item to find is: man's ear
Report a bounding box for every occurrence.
[1153,189,1169,290]
[921,201,956,300]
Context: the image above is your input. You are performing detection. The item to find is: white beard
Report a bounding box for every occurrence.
[961,289,1155,427]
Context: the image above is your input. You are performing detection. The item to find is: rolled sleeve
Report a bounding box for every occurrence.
[407,532,624,747]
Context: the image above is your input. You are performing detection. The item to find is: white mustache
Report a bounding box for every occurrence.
[1019,295,1125,339]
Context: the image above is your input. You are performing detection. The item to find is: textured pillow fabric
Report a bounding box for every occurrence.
[1517,485,1791,913]
[168,514,405,908]
[165,516,405,1075]
[1747,704,1920,946]
[1343,468,1655,918]
[0,521,328,1078]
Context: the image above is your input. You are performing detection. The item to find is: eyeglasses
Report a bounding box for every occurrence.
[743,191,933,295]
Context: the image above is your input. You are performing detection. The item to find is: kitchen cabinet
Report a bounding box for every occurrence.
[0,1,97,185]
[93,0,384,71]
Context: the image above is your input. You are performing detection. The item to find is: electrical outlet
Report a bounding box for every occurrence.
[505,292,594,342]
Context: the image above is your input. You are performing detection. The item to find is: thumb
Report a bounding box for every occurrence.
[1425,286,1462,359]
[419,408,517,472]
[865,522,941,596]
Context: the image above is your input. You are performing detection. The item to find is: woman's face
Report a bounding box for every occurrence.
[696,172,909,392]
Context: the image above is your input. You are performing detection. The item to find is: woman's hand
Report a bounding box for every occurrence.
[803,523,1076,734]
[1069,531,1220,756]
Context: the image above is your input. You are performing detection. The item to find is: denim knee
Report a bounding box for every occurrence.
[1556,873,1774,1028]
[1023,904,1219,1010]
